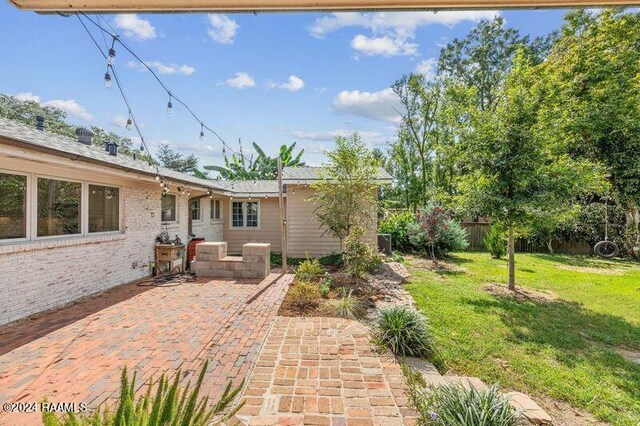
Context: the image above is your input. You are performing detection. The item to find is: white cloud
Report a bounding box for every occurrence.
[226,72,256,89]
[43,99,93,121]
[127,60,195,75]
[311,11,499,57]
[114,14,156,41]
[416,58,437,80]
[351,34,417,56]
[110,115,129,128]
[267,75,305,92]
[293,129,388,145]
[15,92,40,102]
[207,14,238,44]
[310,11,501,38]
[333,88,402,123]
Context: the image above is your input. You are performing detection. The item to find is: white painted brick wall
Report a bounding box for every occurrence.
[0,185,223,326]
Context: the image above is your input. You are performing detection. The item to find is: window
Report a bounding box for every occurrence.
[210,199,221,220]
[191,198,201,221]
[0,172,27,240]
[232,201,243,227]
[231,201,259,228]
[37,178,81,237]
[161,194,176,222]
[89,185,120,233]
[246,202,258,227]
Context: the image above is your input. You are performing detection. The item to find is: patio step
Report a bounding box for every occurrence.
[506,392,553,425]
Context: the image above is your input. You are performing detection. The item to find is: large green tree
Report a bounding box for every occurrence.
[438,16,554,111]
[536,9,640,258]
[459,53,601,289]
[156,143,205,177]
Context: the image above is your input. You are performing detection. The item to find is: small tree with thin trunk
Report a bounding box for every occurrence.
[312,133,379,250]
[459,52,600,290]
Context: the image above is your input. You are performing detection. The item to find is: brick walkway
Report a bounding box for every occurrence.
[0,273,291,426]
[235,317,417,426]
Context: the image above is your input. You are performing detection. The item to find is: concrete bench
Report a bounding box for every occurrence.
[193,242,270,279]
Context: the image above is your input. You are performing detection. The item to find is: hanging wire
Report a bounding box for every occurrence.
[77,12,240,157]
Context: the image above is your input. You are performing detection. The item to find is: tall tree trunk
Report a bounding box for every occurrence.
[625,203,640,259]
[508,226,516,290]
[546,239,554,254]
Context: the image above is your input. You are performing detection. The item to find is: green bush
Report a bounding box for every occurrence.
[379,211,418,251]
[322,289,365,319]
[343,227,383,278]
[376,306,433,357]
[286,281,321,311]
[295,256,325,281]
[409,382,518,426]
[407,206,468,258]
[42,360,243,426]
[484,225,507,259]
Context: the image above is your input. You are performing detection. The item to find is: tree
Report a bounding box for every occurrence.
[312,132,379,248]
[536,9,640,259]
[156,143,203,176]
[205,141,304,180]
[391,74,441,208]
[459,52,600,289]
[438,16,554,111]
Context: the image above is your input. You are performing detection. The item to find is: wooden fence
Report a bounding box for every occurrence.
[461,222,592,255]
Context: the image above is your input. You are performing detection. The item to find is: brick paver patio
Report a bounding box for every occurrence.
[235,317,417,426]
[0,273,291,426]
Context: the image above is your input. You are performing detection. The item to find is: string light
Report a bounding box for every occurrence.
[107,40,116,64]
[104,67,112,88]
[167,94,173,115]
[77,13,241,157]
[126,111,132,130]
[156,175,160,181]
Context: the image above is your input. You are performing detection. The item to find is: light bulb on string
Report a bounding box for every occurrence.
[167,95,173,115]
[104,68,112,89]
[126,114,133,130]
[108,36,116,65]
[108,48,116,65]
[139,143,144,152]
[199,124,205,142]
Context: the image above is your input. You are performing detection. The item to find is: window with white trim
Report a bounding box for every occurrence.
[191,198,201,221]
[37,177,82,237]
[231,201,259,228]
[0,172,27,240]
[210,199,221,220]
[89,185,120,233]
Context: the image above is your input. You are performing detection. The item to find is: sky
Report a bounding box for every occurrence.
[0,4,572,169]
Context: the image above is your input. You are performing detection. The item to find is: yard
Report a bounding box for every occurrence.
[404,252,640,426]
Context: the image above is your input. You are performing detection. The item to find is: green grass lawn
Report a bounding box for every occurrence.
[404,252,640,425]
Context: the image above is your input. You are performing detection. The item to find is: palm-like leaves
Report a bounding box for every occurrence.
[204,141,305,180]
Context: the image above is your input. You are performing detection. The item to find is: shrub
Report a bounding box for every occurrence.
[376,306,432,357]
[319,272,332,298]
[343,227,383,278]
[408,382,518,426]
[322,289,365,319]
[379,211,418,251]
[286,281,321,311]
[484,225,507,259]
[407,205,468,258]
[42,360,243,426]
[295,256,325,281]
[318,253,344,267]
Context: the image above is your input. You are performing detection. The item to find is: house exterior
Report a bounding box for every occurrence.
[0,117,391,325]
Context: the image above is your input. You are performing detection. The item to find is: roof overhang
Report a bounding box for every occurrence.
[9,0,635,12]
[0,135,222,193]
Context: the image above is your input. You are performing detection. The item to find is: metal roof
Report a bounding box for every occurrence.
[0,117,225,191]
[282,166,392,183]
